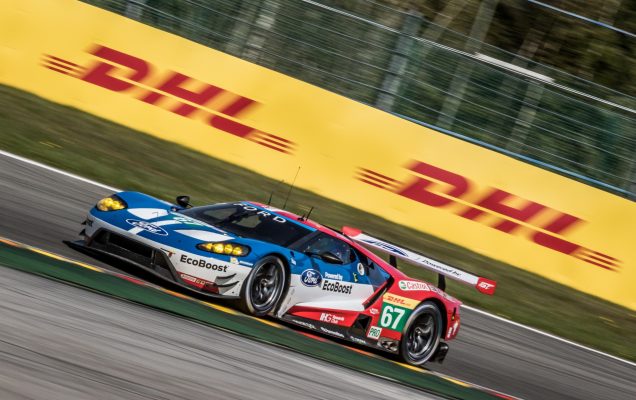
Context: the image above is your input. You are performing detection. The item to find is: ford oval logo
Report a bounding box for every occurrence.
[301,269,322,287]
[126,219,168,236]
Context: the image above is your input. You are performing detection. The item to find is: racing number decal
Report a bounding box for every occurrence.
[379,304,409,331]
[379,293,418,331]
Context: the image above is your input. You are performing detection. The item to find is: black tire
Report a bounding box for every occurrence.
[399,301,443,366]
[238,256,287,316]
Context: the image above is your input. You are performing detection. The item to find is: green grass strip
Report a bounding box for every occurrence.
[0,83,634,361]
[0,242,499,400]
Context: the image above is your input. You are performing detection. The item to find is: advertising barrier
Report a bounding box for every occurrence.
[1,0,634,309]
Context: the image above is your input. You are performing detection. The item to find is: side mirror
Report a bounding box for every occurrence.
[176,195,192,208]
[319,251,343,264]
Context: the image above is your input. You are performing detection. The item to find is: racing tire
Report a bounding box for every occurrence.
[238,256,287,317]
[399,301,443,366]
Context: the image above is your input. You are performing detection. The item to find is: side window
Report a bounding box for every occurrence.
[356,251,390,290]
[302,234,356,264]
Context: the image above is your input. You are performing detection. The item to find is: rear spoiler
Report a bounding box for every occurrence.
[342,227,496,295]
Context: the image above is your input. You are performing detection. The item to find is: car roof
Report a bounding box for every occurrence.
[249,201,406,278]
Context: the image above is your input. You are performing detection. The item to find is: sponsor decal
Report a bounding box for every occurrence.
[291,320,317,330]
[179,273,209,286]
[357,263,365,276]
[426,284,454,300]
[181,273,197,283]
[234,203,287,223]
[324,272,343,281]
[369,308,379,315]
[126,219,168,236]
[320,327,345,338]
[478,281,494,290]
[301,269,322,287]
[477,278,496,295]
[356,163,620,271]
[350,337,367,345]
[229,257,239,264]
[85,217,94,227]
[319,313,345,324]
[42,46,296,154]
[446,321,460,339]
[382,293,419,309]
[367,326,382,339]
[171,215,205,226]
[398,280,430,291]
[418,258,461,278]
[360,238,408,257]
[180,254,228,272]
[322,280,353,294]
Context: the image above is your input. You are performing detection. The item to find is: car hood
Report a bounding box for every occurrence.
[91,192,238,244]
[90,192,299,261]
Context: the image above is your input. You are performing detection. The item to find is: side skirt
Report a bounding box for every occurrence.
[281,314,399,354]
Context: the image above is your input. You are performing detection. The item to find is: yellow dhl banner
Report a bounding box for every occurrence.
[1,0,635,309]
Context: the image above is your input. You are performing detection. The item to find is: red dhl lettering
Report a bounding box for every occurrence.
[356,162,620,271]
[41,46,295,154]
[384,294,405,304]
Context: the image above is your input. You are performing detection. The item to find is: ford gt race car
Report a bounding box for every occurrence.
[69,192,497,366]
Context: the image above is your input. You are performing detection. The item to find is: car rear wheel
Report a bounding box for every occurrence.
[399,301,443,366]
[238,256,286,317]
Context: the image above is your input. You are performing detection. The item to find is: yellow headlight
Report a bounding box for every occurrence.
[213,243,225,253]
[224,244,234,254]
[96,196,126,211]
[197,242,250,257]
[201,243,214,252]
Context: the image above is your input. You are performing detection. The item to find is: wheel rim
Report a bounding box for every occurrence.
[405,312,438,360]
[249,261,283,312]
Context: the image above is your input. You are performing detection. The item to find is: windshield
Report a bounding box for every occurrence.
[181,203,312,247]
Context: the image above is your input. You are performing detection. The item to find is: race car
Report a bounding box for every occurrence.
[69,192,497,365]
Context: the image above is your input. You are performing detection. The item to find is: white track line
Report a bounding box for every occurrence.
[464,305,635,367]
[0,150,120,192]
[1,149,634,368]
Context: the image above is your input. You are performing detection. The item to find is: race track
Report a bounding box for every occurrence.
[0,266,440,400]
[1,152,635,400]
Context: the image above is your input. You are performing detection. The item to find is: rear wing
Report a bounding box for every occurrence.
[343,227,496,295]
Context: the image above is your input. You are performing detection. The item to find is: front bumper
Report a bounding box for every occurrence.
[66,228,239,300]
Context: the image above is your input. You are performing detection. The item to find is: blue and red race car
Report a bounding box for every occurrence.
[70,192,496,366]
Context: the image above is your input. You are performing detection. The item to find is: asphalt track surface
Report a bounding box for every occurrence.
[1,153,635,400]
[0,266,441,400]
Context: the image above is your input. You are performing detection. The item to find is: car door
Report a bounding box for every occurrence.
[287,233,376,311]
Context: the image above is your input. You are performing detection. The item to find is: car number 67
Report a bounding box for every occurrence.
[380,305,406,330]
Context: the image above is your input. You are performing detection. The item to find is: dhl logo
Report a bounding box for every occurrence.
[41,46,295,154]
[357,162,620,271]
[383,293,419,309]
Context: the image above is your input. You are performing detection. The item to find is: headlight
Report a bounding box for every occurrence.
[96,195,127,212]
[197,242,250,256]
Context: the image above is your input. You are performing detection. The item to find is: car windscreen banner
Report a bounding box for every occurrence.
[1,0,634,309]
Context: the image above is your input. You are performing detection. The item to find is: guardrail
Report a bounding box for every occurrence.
[83,0,636,198]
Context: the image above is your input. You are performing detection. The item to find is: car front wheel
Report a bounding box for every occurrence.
[399,301,443,366]
[238,256,286,316]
